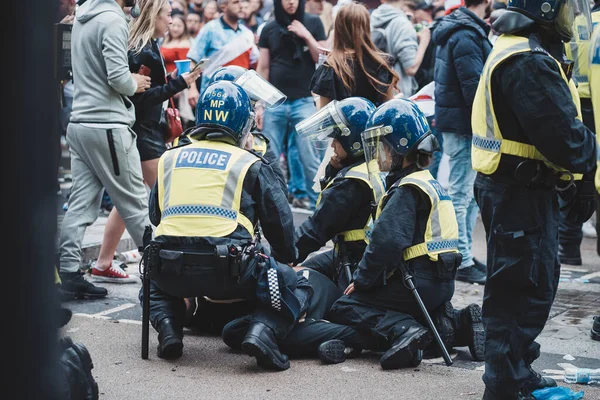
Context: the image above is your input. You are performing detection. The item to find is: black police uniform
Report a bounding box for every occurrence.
[222,268,373,357]
[296,161,375,292]
[221,160,380,357]
[144,138,311,348]
[473,26,597,397]
[328,165,456,355]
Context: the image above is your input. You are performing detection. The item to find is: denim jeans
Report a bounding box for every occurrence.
[262,97,320,205]
[427,118,444,179]
[442,132,478,268]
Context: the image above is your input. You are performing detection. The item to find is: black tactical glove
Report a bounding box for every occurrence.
[562,170,597,224]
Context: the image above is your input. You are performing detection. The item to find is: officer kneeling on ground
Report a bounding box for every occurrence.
[327,99,476,370]
[174,66,289,334]
[471,0,597,397]
[221,97,381,365]
[141,81,312,371]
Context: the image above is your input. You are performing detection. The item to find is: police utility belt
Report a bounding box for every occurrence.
[143,240,249,282]
[495,157,575,192]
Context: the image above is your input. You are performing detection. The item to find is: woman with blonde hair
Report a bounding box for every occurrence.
[89,0,202,283]
[310,2,399,108]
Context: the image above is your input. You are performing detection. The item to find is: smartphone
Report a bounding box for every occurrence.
[138,65,151,76]
[191,58,210,73]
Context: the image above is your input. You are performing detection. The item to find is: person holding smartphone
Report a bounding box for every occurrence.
[88,0,203,283]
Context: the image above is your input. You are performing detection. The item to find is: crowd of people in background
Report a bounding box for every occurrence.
[56,0,597,289]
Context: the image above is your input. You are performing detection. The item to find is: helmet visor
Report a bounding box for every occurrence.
[235,70,287,108]
[557,0,592,42]
[361,125,394,197]
[295,101,351,151]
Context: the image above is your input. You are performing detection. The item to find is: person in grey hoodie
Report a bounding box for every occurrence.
[432,0,492,285]
[370,0,430,97]
[58,0,152,300]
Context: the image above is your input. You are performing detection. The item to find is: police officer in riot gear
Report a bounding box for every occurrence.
[175,66,290,333]
[221,97,383,364]
[143,81,311,371]
[327,99,464,370]
[559,0,600,265]
[294,97,383,291]
[471,0,597,396]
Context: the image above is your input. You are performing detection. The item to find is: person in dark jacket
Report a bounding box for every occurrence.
[222,97,382,365]
[471,0,597,397]
[328,99,482,370]
[144,81,312,370]
[431,0,492,285]
[91,0,203,283]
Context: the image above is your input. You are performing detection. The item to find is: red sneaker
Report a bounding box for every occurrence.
[91,262,137,284]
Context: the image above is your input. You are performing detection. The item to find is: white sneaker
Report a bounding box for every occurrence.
[117,249,141,264]
[583,218,597,238]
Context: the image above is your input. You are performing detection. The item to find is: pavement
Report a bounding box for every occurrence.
[59,210,600,400]
[57,152,600,399]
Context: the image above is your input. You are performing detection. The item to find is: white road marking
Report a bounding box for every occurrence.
[91,303,136,317]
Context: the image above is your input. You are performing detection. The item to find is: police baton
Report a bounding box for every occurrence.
[398,262,453,366]
[140,225,153,360]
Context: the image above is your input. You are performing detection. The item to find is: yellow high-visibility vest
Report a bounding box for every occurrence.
[252,134,268,157]
[155,140,259,238]
[565,11,600,99]
[377,169,459,262]
[316,162,385,244]
[472,34,583,181]
[590,18,600,192]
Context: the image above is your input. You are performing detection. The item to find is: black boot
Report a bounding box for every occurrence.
[380,326,432,370]
[424,302,455,359]
[241,322,290,371]
[317,340,361,365]
[454,304,485,361]
[156,318,183,360]
[592,316,600,341]
[456,261,487,285]
[222,316,252,351]
[521,365,557,393]
[59,271,108,300]
[558,243,582,266]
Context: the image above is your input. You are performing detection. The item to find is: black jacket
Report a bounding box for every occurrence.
[295,161,374,265]
[353,165,435,292]
[433,8,492,135]
[490,29,596,176]
[149,140,297,264]
[128,40,188,140]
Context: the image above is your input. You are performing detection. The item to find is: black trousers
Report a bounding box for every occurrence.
[327,274,454,350]
[139,260,312,342]
[222,269,373,355]
[558,102,596,251]
[474,174,561,397]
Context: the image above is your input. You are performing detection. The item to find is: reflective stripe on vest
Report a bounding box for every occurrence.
[155,140,259,238]
[316,163,385,243]
[378,170,459,262]
[252,135,268,157]
[471,34,583,181]
[591,21,600,192]
[565,11,600,99]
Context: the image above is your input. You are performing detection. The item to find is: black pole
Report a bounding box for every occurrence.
[142,276,150,359]
[399,264,453,366]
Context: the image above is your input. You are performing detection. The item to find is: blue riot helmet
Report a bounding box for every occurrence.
[194,81,254,146]
[295,97,376,161]
[207,66,287,108]
[506,0,592,41]
[207,66,248,86]
[361,98,439,181]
